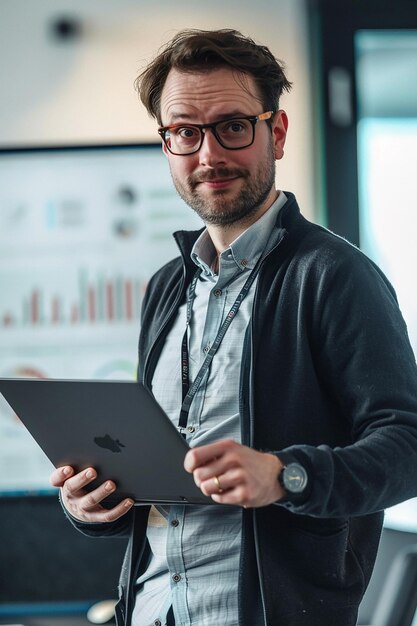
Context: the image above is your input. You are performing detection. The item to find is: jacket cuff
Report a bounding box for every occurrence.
[273,450,314,508]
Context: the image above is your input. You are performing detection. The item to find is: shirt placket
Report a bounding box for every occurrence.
[166,504,189,626]
[167,261,243,626]
[165,275,228,626]
[188,285,227,428]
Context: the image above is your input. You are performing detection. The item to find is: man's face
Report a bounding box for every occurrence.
[159,67,288,227]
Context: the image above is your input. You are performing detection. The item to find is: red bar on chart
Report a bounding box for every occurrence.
[31,290,40,324]
[51,297,60,324]
[125,280,133,320]
[88,286,96,322]
[106,282,114,321]
[115,276,123,321]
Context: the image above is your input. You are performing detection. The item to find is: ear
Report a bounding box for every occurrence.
[272,110,288,160]
[161,141,169,157]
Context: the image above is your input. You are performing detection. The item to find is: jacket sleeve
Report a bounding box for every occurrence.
[275,246,417,518]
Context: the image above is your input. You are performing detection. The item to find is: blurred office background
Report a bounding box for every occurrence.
[0,0,416,624]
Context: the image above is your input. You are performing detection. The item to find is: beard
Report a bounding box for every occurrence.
[169,146,277,227]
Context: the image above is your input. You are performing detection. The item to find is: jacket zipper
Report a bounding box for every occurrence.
[248,230,287,626]
[142,265,187,387]
[250,270,268,626]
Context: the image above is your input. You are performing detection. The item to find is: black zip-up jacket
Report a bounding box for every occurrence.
[68,193,417,626]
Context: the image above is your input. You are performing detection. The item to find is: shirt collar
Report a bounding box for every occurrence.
[191,191,287,276]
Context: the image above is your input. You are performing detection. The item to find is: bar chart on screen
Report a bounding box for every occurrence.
[0,267,145,329]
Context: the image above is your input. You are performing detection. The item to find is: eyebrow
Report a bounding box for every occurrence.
[165,110,251,125]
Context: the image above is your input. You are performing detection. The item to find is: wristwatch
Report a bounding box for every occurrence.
[278,462,308,495]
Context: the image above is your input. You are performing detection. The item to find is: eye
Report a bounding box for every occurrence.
[219,119,251,136]
[174,126,200,140]
[228,121,246,133]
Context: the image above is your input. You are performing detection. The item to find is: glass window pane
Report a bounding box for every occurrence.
[355,30,417,532]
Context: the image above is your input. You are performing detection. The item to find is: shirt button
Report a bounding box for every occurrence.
[187,426,195,433]
[172,573,182,583]
[213,288,222,297]
[154,621,162,626]
[240,259,248,267]
[203,345,210,353]
[171,519,179,527]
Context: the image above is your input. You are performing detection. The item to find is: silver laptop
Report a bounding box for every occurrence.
[0,378,213,505]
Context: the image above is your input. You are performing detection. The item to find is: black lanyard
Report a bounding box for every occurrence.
[178,255,263,431]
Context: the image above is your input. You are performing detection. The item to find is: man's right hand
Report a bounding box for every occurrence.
[50,466,135,523]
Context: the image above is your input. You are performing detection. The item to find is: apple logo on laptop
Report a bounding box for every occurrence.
[94,434,126,453]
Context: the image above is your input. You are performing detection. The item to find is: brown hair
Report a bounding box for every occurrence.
[135,29,292,125]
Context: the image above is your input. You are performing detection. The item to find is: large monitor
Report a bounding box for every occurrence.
[0,143,202,497]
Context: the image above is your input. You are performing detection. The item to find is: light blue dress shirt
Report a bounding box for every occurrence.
[132,193,287,626]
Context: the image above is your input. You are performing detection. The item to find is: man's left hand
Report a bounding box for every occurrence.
[184,439,286,507]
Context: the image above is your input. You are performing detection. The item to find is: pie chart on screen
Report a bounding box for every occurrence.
[4,366,48,379]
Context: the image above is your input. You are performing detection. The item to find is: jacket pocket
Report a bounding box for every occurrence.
[285,519,363,591]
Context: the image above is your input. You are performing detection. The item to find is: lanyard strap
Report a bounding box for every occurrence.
[178,256,263,430]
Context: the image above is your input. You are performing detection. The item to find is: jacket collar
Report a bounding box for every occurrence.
[173,191,301,271]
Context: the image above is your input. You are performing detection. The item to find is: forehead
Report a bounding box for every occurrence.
[160,67,262,124]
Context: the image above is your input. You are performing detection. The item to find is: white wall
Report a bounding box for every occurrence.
[0,0,315,218]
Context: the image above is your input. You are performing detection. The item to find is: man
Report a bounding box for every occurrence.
[50,29,417,626]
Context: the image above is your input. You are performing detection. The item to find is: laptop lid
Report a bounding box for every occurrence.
[0,378,213,505]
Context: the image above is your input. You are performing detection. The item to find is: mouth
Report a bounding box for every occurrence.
[189,168,247,193]
[201,177,238,189]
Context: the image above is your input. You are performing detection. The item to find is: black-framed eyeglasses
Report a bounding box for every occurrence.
[158,111,274,156]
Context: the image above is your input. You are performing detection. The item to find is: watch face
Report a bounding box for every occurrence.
[282,463,308,494]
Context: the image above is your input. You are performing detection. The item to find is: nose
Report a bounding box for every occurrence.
[198,128,227,167]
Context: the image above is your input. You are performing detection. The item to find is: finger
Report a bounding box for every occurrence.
[192,458,229,487]
[67,496,135,524]
[50,465,75,488]
[199,468,245,496]
[192,446,247,487]
[210,491,245,506]
[79,480,117,511]
[184,439,236,473]
[62,475,134,523]
[211,484,249,507]
[96,498,135,523]
[63,467,98,496]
